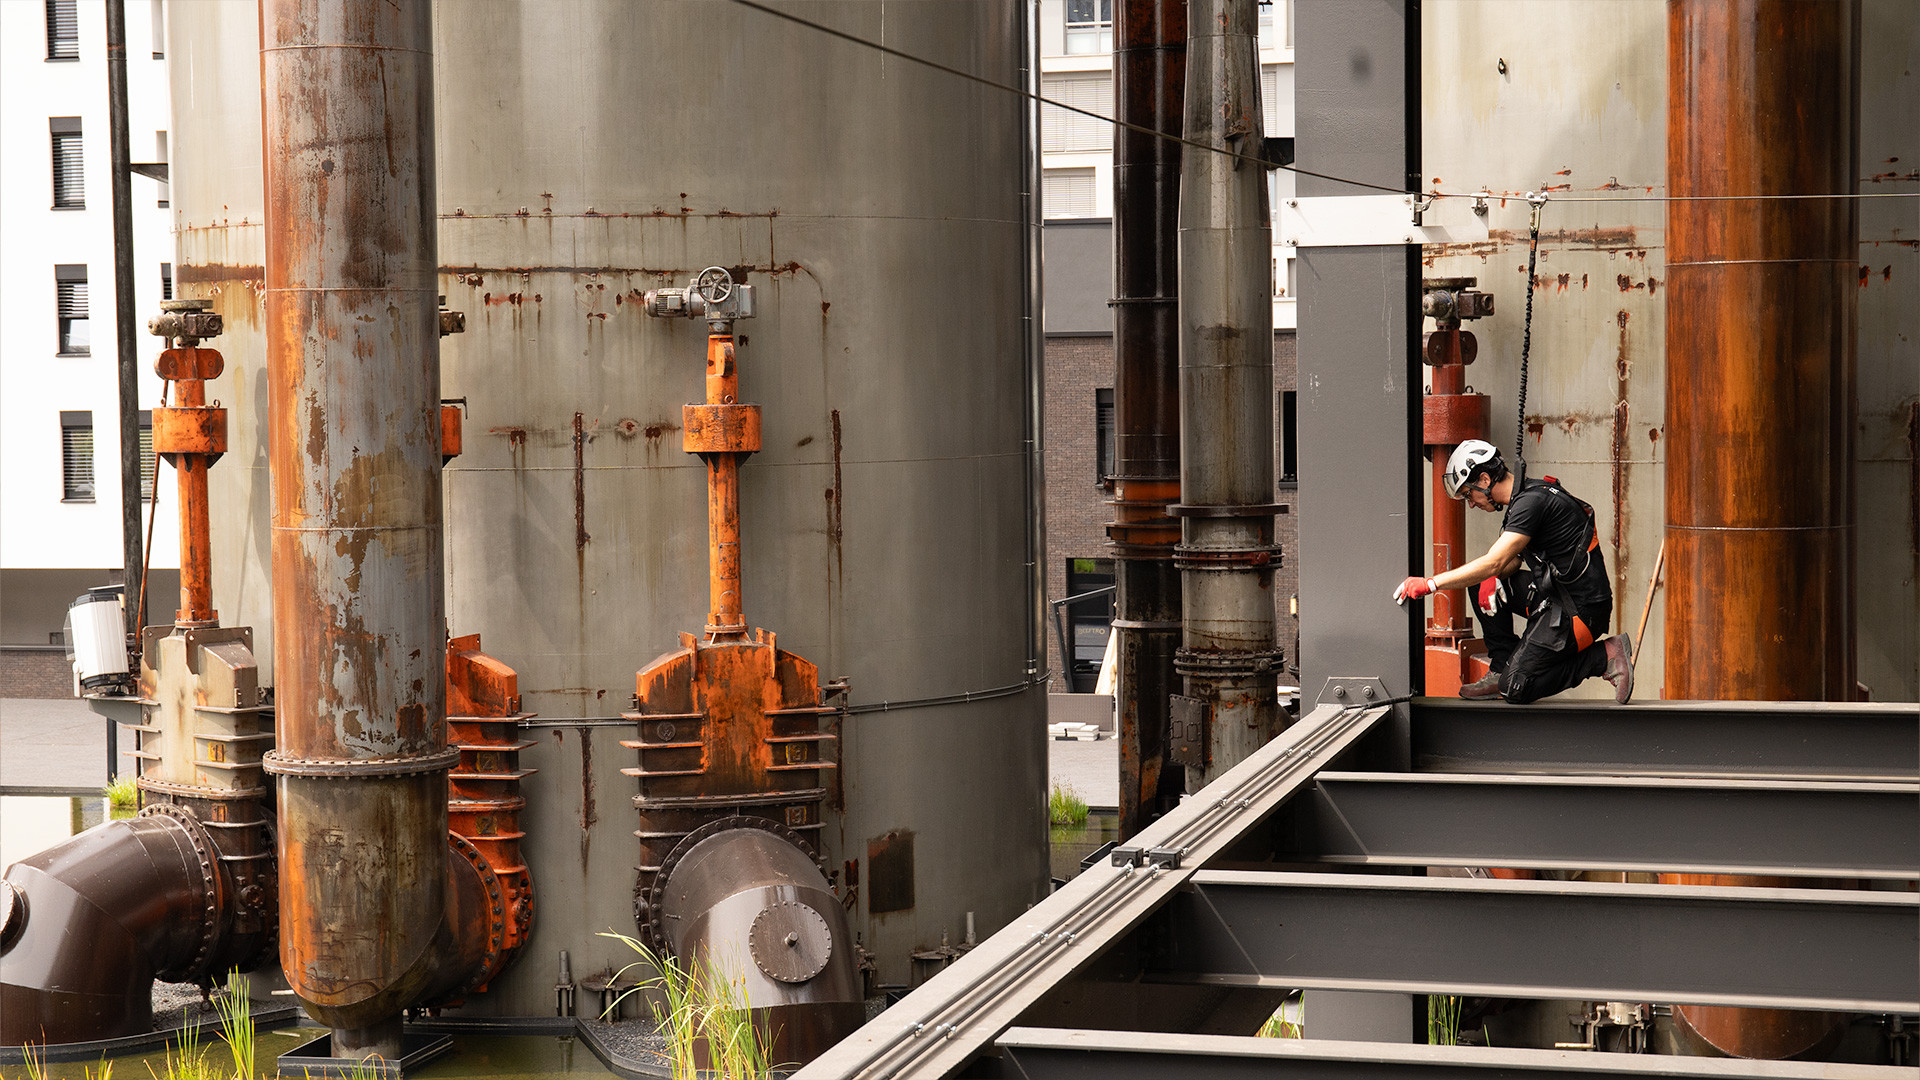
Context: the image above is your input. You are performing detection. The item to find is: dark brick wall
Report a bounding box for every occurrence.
[1,649,74,699]
[1043,331,1301,691]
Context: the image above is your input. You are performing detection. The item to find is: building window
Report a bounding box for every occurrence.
[1279,389,1297,485]
[1095,387,1115,485]
[1262,67,1279,135]
[154,131,169,207]
[1063,558,1116,693]
[1041,73,1113,154]
[139,411,157,502]
[1064,0,1112,55]
[46,0,79,60]
[62,411,95,501]
[1043,168,1096,219]
[152,0,165,58]
[51,118,84,209]
[161,262,173,300]
[56,264,90,355]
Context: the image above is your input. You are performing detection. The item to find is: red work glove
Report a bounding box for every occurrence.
[1475,576,1505,617]
[1392,576,1436,605]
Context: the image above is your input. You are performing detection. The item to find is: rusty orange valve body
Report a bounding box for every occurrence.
[152,344,228,629]
[625,269,840,948]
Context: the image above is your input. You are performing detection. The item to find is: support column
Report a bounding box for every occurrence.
[1109,0,1188,836]
[1174,0,1280,789]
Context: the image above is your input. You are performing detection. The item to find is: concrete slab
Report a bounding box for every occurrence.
[1047,734,1119,810]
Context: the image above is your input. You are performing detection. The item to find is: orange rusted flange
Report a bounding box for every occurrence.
[153,346,230,627]
[440,404,463,463]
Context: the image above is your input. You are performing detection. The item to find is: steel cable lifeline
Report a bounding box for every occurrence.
[1514,192,1548,469]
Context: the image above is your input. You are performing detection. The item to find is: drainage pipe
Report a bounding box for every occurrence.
[258,0,451,1061]
[1109,0,1189,837]
[1173,0,1281,788]
[1663,0,1858,1060]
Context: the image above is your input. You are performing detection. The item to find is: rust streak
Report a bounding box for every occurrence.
[573,413,590,551]
[1612,310,1632,632]
[1908,401,1920,558]
[828,410,845,583]
[579,728,596,868]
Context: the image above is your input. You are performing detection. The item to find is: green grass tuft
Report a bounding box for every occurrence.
[1428,994,1462,1046]
[1259,997,1304,1038]
[215,971,255,1079]
[105,775,139,811]
[1047,781,1089,827]
[599,930,785,1079]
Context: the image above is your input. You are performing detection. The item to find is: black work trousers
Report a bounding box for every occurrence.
[1477,579,1611,705]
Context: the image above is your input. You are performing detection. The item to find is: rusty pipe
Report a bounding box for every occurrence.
[1109,0,1189,838]
[1,810,264,1045]
[259,0,448,1059]
[1174,0,1280,786]
[153,346,228,627]
[686,332,761,640]
[1662,0,1859,1060]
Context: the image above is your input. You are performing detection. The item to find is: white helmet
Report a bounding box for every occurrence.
[1444,440,1501,500]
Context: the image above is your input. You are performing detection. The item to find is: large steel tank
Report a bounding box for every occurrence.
[169,0,1048,1014]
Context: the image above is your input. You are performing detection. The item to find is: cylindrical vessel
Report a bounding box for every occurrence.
[1176,0,1280,785]
[1665,0,1857,704]
[257,0,449,1056]
[1110,0,1189,837]
[1664,0,1858,1061]
[171,0,1045,1008]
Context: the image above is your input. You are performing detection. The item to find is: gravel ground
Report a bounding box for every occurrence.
[150,980,293,1035]
[580,1017,673,1075]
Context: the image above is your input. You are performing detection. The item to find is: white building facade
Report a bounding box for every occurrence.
[1,0,178,679]
[1038,0,1297,328]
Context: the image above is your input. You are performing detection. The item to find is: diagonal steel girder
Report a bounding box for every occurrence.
[792,702,1393,1080]
[1410,699,1920,780]
[1151,872,1920,1012]
[982,1029,1913,1080]
[1274,772,1920,878]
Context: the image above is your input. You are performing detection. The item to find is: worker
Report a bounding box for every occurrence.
[1393,440,1634,704]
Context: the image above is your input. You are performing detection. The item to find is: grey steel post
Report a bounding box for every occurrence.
[1293,0,1422,1042]
[1174,0,1280,788]
[106,0,143,640]
[1110,0,1189,836]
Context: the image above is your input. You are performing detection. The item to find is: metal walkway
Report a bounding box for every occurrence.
[796,694,1920,1080]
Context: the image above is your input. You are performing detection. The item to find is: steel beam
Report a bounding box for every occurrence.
[1274,772,1920,878]
[1152,872,1919,1012]
[1412,699,1920,780]
[983,1029,1908,1080]
[791,702,1390,1080]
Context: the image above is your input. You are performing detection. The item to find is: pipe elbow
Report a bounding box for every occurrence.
[0,812,235,1045]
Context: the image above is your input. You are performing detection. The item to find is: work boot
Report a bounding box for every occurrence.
[1602,635,1635,704]
[1458,670,1503,700]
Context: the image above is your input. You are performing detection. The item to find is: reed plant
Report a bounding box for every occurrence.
[147,1016,215,1080]
[1259,996,1304,1038]
[22,1043,114,1080]
[1047,782,1089,827]
[1428,993,1462,1046]
[600,931,782,1080]
[214,971,255,1079]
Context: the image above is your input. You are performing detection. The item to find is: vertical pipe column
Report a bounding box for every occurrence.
[259,0,450,1061]
[1663,0,1858,1060]
[1109,0,1188,837]
[1665,0,1857,703]
[152,345,228,627]
[687,332,760,641]
[1175,0,1280,786]
[106,0,144,638]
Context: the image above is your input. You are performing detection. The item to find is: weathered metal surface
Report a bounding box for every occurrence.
[173,0,1045,1009]
[1411,697,1920,780]
[153,346,228,626]
[0,808,268,1044]
[1154,872,1918,1012]
[793,703,1390,1080]
[1176,0,1281,787]
[1110,0,1189,838]
[653,818,864,1066]
[1665,0,1858,703]
[256,0,448,1054]
[441,634,536,999]
[1273,771,1920,878]
[983,1029,1903,1080]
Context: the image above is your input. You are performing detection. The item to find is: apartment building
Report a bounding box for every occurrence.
[1,0,179,695]
[1038,0,1301,691]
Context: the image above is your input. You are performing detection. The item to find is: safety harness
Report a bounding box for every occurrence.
[1513,471,1601,652]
